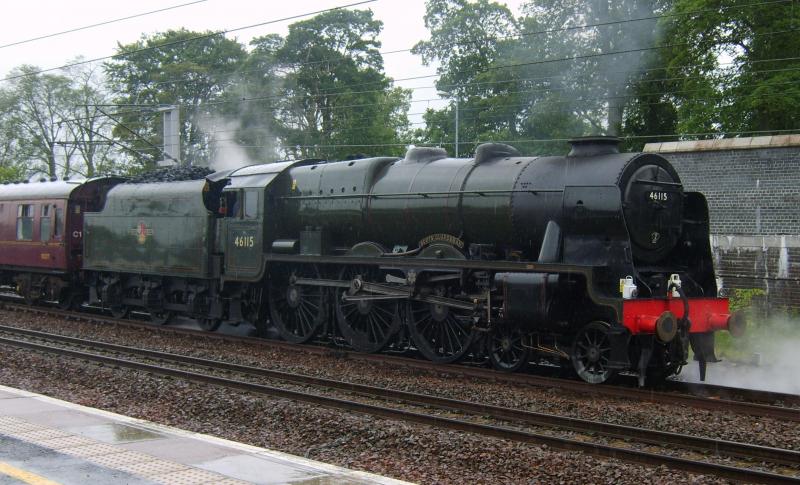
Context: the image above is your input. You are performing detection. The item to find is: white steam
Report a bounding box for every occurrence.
[197,116,258,171]
[678,316,800,395]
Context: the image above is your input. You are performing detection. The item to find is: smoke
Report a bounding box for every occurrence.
[677,315,800,395]
[196,116,258,172]
[518,2,664,137]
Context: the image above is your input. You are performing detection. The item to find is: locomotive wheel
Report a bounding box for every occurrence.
[199,318,222,331]
[268,264,325,344]
[488,325,530,372]
[150,310,173,325]
[335,266,401,353]
[109,305,129,319]
[571,321,616,384]
[406,287,476,364]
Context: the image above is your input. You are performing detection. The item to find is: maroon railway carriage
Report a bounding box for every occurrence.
[0,178,121,306]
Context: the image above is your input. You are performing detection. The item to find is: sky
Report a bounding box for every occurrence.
[0,0,526,124]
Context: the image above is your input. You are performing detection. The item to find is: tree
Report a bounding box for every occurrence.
[0,61,125,179]
[0,88,26,181]
[105,29,248,168]
[61,61,120,177]
[514,0,673,139]
[273,9,411,159]
[620,49,679,151]
[414,0,672,154]
[2,65,78,178]
[412,0,520,154]
[661,0,800,134]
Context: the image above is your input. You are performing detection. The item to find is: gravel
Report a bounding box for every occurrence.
[0,308,793,483]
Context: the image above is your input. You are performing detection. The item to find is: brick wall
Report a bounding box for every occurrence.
[644,137,800,311]
[710,235,800,310]
[659,147,800,235]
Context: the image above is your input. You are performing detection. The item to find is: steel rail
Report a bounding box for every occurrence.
[664,380,800,407]
[0,334,796,484]
[1,324,798,467]
[2,301,799,420]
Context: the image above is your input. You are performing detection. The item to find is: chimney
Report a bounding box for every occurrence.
[567,136,621,157]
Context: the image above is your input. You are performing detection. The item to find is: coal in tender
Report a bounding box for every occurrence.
[125,166,213,184]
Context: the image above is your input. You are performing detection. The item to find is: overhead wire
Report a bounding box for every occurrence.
[0,0,376,82]
[61,61,800,149]
[183,66,800,130]
[9,0,790,122]
[227,127,800,152]
[204,87,800,147]
[58,56,800,129]
[0,0,209,50]
[109,0,790,95]
[129,27,800,116]
[8,0,796,157]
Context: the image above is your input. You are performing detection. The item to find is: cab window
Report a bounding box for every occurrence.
[16,204,33,240]
[243,190,258,219]
[219,192,239,218]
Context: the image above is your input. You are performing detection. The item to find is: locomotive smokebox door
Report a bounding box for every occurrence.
[224,189,263,280]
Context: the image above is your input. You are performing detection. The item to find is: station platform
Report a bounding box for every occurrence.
[0,385,410,485]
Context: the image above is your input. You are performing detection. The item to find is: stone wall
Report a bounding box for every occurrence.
[643,136,800,311]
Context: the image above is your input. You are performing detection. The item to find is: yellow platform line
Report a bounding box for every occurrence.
[0,462,61,485]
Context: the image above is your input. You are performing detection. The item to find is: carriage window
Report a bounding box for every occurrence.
[16,204,33,240]
[54,208,63,237]
[40,205,52,241]
[244,190,258,219]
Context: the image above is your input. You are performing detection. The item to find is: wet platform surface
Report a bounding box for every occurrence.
[0,385,410,485]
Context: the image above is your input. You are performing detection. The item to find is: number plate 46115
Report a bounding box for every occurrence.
[234,235,255,248]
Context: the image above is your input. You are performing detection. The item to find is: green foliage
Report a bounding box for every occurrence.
[0,62,121,179]
[274,9,410,159]
[417,0,800,149]
[414,0,671,152]
[0,165,24,182]
[660,0,800,135]
[412,0,521,154]
[4,3,798,171]
[728,288,766,314]
[1,65,76,177]
[105,29,248,168]
[103,12,411,164]
[0,88,22,179]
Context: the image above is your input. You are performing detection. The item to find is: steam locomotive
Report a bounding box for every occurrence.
[0,137,744,385]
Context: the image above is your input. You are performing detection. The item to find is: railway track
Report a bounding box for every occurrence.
[2,300,799,421]
[0,324,797,483]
